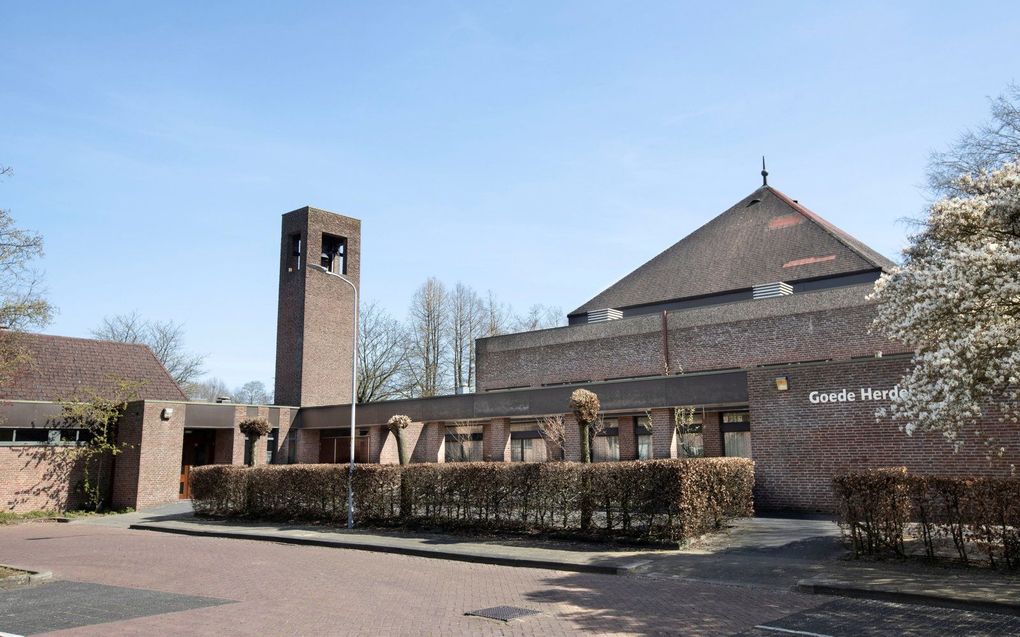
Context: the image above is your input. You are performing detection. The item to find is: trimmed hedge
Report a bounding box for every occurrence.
[833,469,1020,568]
[190,458,754,544]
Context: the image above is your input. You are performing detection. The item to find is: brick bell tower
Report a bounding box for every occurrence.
[274,206,361,407]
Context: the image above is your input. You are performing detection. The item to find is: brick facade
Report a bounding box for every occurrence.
[0,446,95,512]
[274,207,361,408]
[748,358,1020,511]
[476,288,908,391]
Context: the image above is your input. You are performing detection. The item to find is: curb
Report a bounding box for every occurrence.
[797,579,1020,616]
[129,523,635,575]
[0,565,53,589]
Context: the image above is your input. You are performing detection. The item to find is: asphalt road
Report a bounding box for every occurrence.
[0,522,1017,636]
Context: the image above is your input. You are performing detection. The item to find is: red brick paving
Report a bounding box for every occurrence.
[0,523,824,636]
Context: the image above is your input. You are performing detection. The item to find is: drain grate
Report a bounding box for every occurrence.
[465,605,541,622]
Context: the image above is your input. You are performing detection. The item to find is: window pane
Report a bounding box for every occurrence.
[15,428,48,442]
[521,438,546,462]
[0,429,13,442]
[592,435,620,462]
[724,431,752,458]
[722,412,750,424]
[637,434,652,460]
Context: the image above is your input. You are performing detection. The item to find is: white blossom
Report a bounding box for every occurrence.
[869,161,1020,443]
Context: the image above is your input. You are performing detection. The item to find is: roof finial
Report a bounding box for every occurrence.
[761,156,768,187]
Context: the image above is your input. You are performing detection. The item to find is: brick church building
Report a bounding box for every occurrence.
[2,181,1017,513]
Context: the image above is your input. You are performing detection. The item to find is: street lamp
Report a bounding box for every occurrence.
[313,264,358,529]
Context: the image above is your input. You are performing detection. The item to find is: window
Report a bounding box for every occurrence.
[445,425,483,462]
[289,233,302,271]
[509,425,546,462]
[0,428,91,445]
[721,411,751,458]
[636,416,652,460]
[266,428,278,464]
[592,419,620,462]
[320,233,347,274]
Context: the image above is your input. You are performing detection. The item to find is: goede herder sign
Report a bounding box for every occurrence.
[808,386,909,404]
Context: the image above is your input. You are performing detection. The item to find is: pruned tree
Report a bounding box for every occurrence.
[358,301,408,403]
[386,414,413,466]
[870,160,1020,446]
[234,380,271,405]
[0,164,54,387]
[92,312,205,388]
[539,415,566,461]
[928,84,1020,196]
[185,377,232,402]
[60,378,144,511]
[570,388,601,464]
[405,277,449,397]
[238,417,271,466]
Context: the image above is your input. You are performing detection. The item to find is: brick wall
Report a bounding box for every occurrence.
[112,401,187,510]
[484,419,510,461]
[476,292,908,391]
[749,358,1020,512]
[0,446,95,512]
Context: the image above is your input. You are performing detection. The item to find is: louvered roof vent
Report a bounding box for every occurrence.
[752,282,793,300]
[587,308,623,323]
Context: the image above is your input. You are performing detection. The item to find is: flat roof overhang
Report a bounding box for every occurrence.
[297,369,748,429]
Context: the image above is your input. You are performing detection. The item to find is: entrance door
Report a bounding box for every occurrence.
[180,429,217,499]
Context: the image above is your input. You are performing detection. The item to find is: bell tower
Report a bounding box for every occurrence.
[274,206,361,407]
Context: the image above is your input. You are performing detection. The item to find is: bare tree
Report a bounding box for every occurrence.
[406,277,449,397]
[449,283,485,392]
[358,301,408,403]
[234,380,271,405]
[0,165,54,387]
[92,312,206,387]
[539,415,566,461]
[928,83,1020,196]
[185,377,231,402]
[512,304,564,333]
[483,290,512,337]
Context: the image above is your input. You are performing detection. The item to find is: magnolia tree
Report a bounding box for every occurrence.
[870,161,1020,446]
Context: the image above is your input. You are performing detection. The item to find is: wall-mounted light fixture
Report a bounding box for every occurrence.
[160,407,175,421]
[774,376,789,392]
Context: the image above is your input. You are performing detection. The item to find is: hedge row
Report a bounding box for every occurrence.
[833,468,1020,568]
[190,458,754,544]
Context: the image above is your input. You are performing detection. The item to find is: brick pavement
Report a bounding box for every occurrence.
[0,522,823,636]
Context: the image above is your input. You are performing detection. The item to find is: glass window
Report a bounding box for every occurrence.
[445,425,483,462]
[13,428,48,443]
[722,412,750,424]
[0,429,13,442]
[724,431,752,458]
[636,416,653,460]
[592,435,620,462]
[637,434,652,460]
[266,428,278,464]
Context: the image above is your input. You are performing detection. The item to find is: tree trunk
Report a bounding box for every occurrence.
[395,428,410,466]
[249,435,261,466]
[579,421,591,463]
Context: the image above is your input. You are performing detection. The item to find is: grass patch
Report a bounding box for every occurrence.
[0,508,134,525]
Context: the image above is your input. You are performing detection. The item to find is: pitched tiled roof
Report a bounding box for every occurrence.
[0,332,188,402]
[570,185,896,317]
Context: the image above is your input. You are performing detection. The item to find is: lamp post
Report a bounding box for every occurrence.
[314,265,358,529]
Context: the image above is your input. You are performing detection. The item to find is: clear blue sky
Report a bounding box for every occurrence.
[2,1,1017,389]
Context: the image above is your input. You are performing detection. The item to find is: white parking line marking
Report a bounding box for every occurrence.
[754,625,835,637]
[0,631,26,637]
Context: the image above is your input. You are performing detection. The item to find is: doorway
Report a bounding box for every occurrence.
[180,429,217,499]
